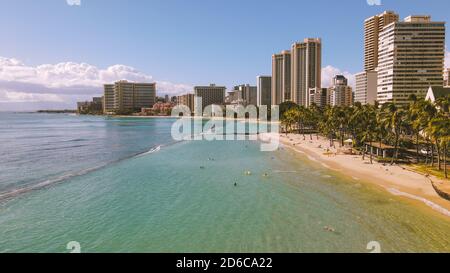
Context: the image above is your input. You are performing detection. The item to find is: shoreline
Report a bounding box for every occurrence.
[278,133,450,219]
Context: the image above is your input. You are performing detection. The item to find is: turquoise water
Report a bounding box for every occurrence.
[0,113,449,253]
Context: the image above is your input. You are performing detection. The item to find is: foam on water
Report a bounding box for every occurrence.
[387,188,450,217]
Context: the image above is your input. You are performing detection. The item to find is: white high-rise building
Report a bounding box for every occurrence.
[377,15,446,105]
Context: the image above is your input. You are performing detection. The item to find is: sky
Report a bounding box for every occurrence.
[0,0,449,111]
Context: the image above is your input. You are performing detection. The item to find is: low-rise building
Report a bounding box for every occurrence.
[355,71,377,105]
[177,93,195,112]
[425,86,450,103]
[445,69,450,87]
[77,97,103,114]
[308,88,328,108]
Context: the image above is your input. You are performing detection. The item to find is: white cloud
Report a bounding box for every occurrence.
[66,0,81,6]
[0,56,193,110]
[321,65,356,89]
[0,91,64,103]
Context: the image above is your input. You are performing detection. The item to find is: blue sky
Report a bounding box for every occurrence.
[0,0,449,110]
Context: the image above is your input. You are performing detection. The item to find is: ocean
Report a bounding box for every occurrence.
[0,112,449,253]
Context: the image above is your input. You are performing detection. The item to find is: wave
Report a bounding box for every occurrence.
[387,188,450,218]
[135,145,161,158]
[0,165,107,202]
[0,141,183,203]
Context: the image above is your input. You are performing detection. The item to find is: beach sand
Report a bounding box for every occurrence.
[277,133,450,218]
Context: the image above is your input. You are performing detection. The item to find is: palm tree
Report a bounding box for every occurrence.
[309,103,322,140]
[428,116,450,178]
[322,106,338,148]
[408,96,431,163]
[282,108,296,135]
[418,100,438,165]
[380,103,408,165]
[435,96,450,115]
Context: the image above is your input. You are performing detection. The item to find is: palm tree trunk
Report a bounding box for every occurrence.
[437,141,441,171]
[444,143,447,179]
[391,135,399,165]
[431,142,435,167]
[369,141,373,164]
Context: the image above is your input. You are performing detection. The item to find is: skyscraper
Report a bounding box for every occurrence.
[328,75,353,107]
[355,71,377,105]
[356,11,399,105]
[291,38,322,107]
[377,15,446,105]
[257,76,272,107]
[364,11,399,72]
[271,50,291,105]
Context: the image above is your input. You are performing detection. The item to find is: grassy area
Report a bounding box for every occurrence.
[410,164,449,180]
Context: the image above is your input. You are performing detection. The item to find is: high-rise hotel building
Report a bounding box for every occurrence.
[103,81,156,114]
[355,11,399,105]
[194,84,226,112]
[257,76,272,107]
[364,11,399,72]
[271,50,291,105]
[377,15,446,105]
[291,38,322,107]
[328,75,353,107]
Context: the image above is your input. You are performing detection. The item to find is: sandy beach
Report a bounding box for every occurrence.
[278,133,450,218]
